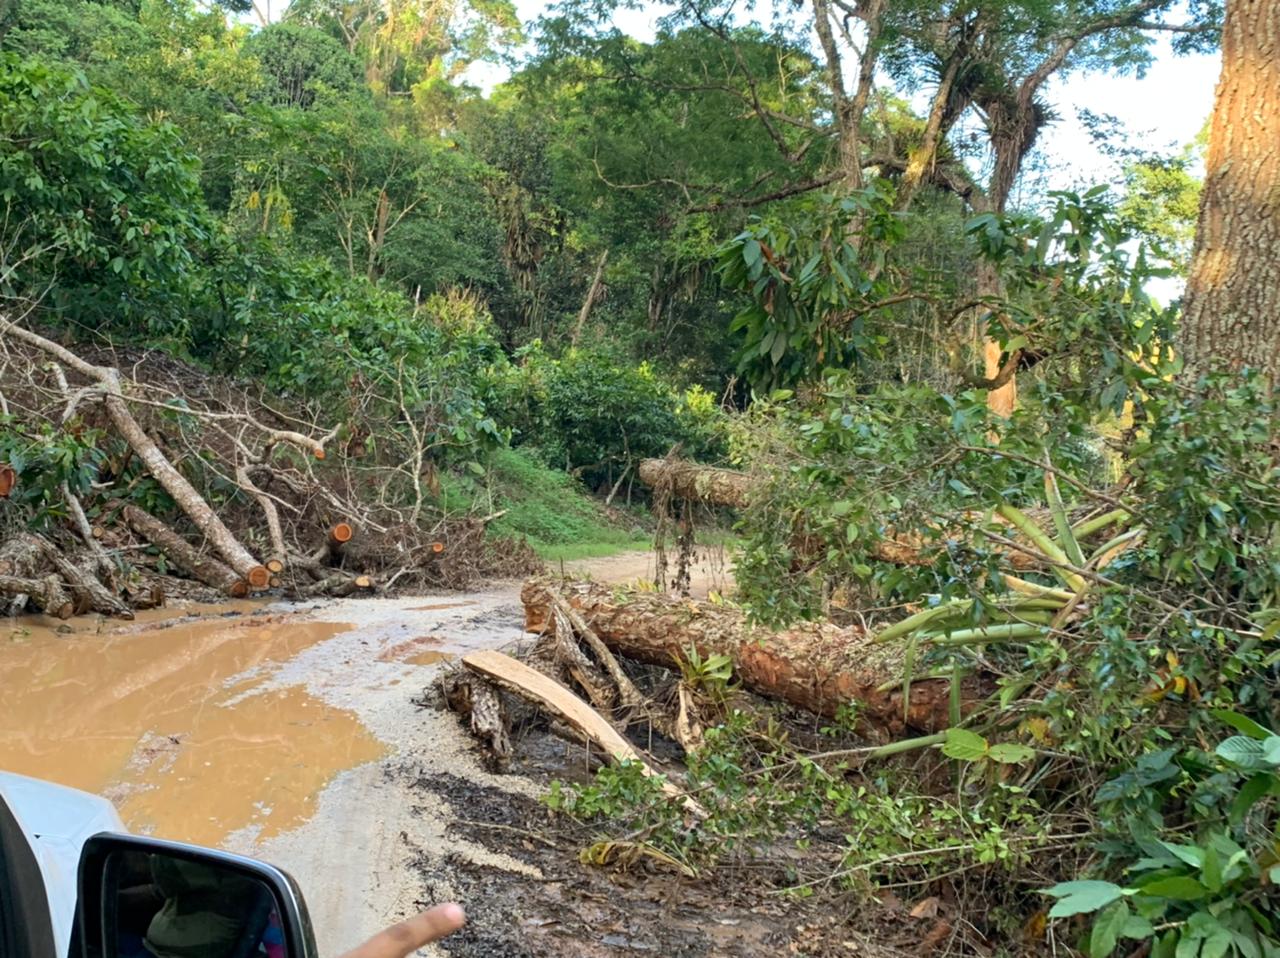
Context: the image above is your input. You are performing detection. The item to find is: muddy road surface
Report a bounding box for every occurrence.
[2,556,908,956]
[1,588,534,955]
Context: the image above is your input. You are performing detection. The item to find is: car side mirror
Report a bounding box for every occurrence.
[74,833,318,958]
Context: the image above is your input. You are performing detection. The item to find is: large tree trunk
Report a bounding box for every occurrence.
[114,501,247,597]
[637,458,1044,569]
[523,578,988,738]
[1179,0,1280,387]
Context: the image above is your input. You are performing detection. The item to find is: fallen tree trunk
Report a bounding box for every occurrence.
[524,578,988,737]
[0,574,73,619]
[115,501,247,597]
[1,318,269,588]
[461,649,704,815]
[637,457,1045,569]
[638,458,751,508]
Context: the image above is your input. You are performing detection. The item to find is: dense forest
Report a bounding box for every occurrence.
[3,0,1280,954]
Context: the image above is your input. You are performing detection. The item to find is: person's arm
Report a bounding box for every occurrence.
[336,904,465,958]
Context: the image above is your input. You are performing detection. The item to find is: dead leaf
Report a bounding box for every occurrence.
[910,896,941,919]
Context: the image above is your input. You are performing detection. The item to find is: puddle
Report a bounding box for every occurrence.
[407,601,477,612]
[0,605,384,846]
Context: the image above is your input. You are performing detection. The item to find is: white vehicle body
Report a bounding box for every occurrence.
[0,770,124,956]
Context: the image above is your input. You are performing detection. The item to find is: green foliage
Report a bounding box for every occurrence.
[1054,714,1280,957]
[242,22,363,108]
[0,54,210,333]
[508,345,724,488]
[1119,138,1204,270]
[545,709,1050,884]
[0,416,107,523]
[1128,372,1280,610]
[439,446,648,558]
[717,183,904,390]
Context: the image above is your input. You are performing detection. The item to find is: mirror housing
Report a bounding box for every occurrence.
[74,833,318,958]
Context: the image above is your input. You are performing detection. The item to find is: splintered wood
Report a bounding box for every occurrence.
[460,650,704,816]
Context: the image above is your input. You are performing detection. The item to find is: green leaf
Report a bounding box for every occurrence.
[1202,843,1222,894]
[1212,710,1274,741]
[1090,900,1130,957]
[1137,876,1208,901]
[987,743,1037,764]
[1044,880,1126,918]
[940,728,989,762]
[1159,842,1205,869]
[1230,773,1278,826]
[1151,930,1177,958]
[1264,737,1280,766]
[1217,736,1268,770]
[1121,915,1155,939]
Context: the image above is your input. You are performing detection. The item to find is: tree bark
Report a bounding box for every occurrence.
[571,250,609,345]
[115,501,247,596]
[523,579,988,737]
[0,318,270,587]
[1180,0,1280,387]
[636,458,1044,569]
[0,574,74,619]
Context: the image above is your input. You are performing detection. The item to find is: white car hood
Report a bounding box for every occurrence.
[0,771,124,955]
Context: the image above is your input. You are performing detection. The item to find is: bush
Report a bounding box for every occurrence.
[505,345,726,489]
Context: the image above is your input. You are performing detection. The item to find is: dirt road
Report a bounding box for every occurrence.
[0,551,752,956]
[0,586,538,955]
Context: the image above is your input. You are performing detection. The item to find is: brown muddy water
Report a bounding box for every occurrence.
[0,604,384,846]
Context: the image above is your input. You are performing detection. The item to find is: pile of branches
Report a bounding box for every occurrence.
[0,316,538,617]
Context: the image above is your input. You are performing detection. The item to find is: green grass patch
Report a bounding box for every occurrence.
[440,447,651,559]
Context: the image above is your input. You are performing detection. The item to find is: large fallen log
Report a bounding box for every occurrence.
[637,457,1053,569]
[523,578,988,737]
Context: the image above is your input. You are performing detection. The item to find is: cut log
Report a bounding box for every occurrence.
[461,649,704,815]
[443,671,513,766]
[295,574,375,598]
[114,501,244,596]
[0,534,45,580]
[46,550,133,619]
[330,523,354,547]
[0,574,73,619]
[638,458,751,508]
[523,578,989,737]
[0,463,15,498]
[266,558,286,574]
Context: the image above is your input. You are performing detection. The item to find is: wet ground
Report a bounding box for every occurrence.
[0,552,915,956]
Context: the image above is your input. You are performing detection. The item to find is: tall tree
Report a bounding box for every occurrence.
[1179,0,1280,387]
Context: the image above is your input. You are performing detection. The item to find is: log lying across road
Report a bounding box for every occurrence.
[637,457,1043,568]
[523,578,989,737]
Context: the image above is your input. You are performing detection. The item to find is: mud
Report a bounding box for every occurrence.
[0,563,917,956]
[407,753,907,957]
[0,604,385,845]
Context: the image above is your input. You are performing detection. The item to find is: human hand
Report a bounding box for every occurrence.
[336,903,466,958]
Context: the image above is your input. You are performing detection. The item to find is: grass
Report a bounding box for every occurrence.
[440,447,652,560]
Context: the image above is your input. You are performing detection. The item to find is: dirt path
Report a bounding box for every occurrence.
[0,589,536,954]
[3,551,906,956]
[560,546,734,599]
